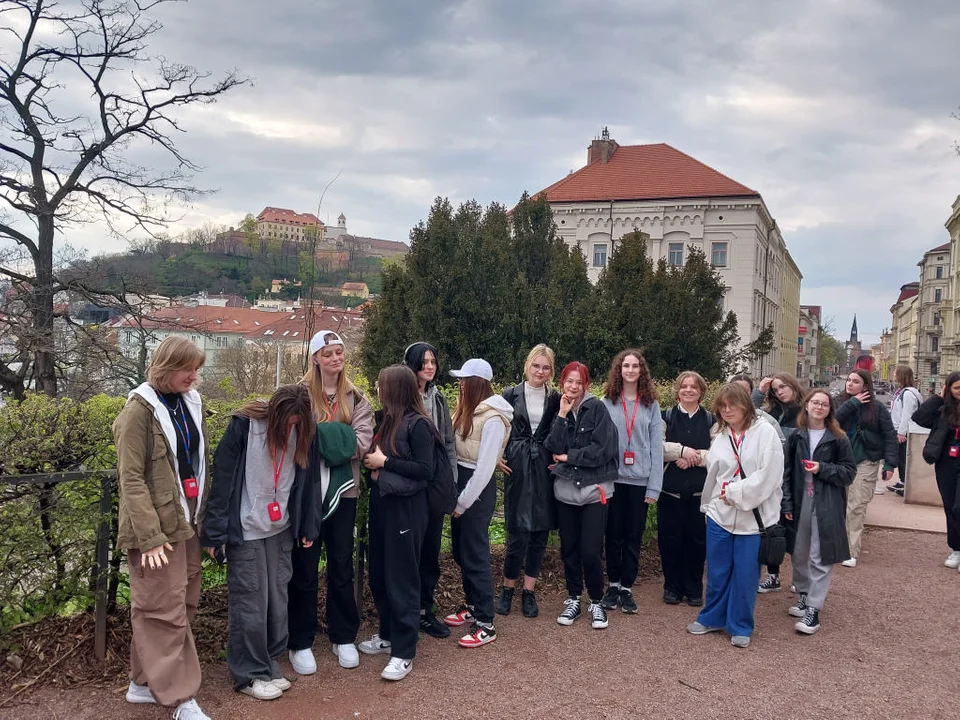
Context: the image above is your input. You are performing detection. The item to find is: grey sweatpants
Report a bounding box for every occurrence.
[226,528,294,689]
[791,495,833,611]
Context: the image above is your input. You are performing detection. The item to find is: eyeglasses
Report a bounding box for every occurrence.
[531,363,552,372]
[808,401,830,409]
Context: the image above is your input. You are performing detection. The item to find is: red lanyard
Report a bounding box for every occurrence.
[621,395,640,446]
[729,430,746,478]
[272,446,287,498]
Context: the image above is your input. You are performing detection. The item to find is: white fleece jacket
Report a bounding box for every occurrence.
[700,419,783,534]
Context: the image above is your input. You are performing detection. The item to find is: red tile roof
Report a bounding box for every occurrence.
[536,143,757,203]
[895,283,920,303]
[244,308,364,343]
[927,242,951,254]
[108,306,269,334]
[256,207,324,227]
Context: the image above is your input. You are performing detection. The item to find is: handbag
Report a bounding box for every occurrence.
[727,435,786,566]
[753,508,787,567]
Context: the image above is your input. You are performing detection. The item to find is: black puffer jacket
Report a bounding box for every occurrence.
[375,411,435,497]
[781,428,856,565]
[835,396,898,468]
[544,394,619,505]
[912,394,956,465]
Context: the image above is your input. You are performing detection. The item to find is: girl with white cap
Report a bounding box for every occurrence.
[441,358,514,648]
[287,330,373,675]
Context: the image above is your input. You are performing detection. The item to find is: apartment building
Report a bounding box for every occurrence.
[916,243,950,391]
[798,304,822,386]
[536,130,802,376]
[890,282,920,376]
[942,196,960,380]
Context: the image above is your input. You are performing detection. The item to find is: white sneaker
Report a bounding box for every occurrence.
[841,557,857,568]
[173,699,211,720]
[270,676,291,691]
[239,678,282,701]
[944,551,960,569]
[288,648,317,675]
[125,681,156,704]
[873,486,885,495]
[332,642,360,669]
[381,656,413,681]
[358,634,392,655]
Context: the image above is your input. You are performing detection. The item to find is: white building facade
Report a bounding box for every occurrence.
[539,134,801,376]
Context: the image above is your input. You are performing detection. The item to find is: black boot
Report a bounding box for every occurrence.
[521,589,539,618]
[494,587,514,616]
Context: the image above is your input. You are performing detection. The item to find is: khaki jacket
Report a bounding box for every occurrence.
[113,386,210,552]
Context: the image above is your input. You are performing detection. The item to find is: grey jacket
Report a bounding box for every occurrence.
[601,395,663,500]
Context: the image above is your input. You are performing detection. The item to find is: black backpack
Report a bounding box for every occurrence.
[428,435,458,515]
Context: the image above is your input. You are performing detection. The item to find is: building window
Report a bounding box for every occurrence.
[668,243,684,267]
[932,336,939,352]
[593,243,608,268]
[932,361,939,376]
[711,242,728,267]
[935,288,943,303]
[936,266,944,279]
[934,312,941,326]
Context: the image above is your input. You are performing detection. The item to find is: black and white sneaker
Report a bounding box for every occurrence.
[557,597,581,626]
[788,593,808,618]
[600,585,621,610]
[758,574,782,593]
[619,588,638,614]
[795,607,821,635]
[588,601,609,629]
[419,612,451,638]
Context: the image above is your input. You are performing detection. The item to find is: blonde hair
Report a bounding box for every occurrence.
[523,344,556,388]
[674,371,707,402]
[147,336,205,392]
[301,343,360,423]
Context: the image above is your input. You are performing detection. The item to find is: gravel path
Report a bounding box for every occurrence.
[5,527,958,720]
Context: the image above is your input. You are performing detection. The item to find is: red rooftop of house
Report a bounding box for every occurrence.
[536,133,758,204]
[256,207,324,227]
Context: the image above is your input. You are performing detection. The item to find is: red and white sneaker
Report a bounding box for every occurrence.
[443,605,474,627]
[458,622,496,648]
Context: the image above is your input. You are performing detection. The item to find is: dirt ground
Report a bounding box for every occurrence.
[3,527,958,720]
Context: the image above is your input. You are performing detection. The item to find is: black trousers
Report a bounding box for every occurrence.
[368,488,428,660]
[419,509,444,613]
[935,462,960,551]
[898,440,908,483]
[556,500,608,601]
[450,466,496,624]
[604,483,650,588]
[657,493,706,600]
[503,529,549,581]
[287,497,359,650]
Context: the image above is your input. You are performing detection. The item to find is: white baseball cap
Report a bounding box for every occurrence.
[309,330,344,356]
[449,358,493,381]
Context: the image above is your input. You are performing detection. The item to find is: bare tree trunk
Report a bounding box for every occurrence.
[32,217,58,396]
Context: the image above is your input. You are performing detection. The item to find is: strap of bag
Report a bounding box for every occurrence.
[752,507,767,536]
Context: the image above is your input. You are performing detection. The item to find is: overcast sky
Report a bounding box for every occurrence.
[7,0,960,345]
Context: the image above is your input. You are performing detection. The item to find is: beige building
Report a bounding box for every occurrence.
[890,283,920,373]
[798,304,822,386]
[916,243,950,391]
[536,130,802,376]
[943,196,960,379]
[256,207,325,244]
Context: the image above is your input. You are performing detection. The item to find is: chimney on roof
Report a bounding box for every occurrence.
[588,126,618,165]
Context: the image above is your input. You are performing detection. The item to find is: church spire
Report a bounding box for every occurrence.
[850,315,858,343]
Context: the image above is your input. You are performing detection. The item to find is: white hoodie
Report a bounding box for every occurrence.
[455,394,514,514]
[129,383,207,526]
[700,419,783,534]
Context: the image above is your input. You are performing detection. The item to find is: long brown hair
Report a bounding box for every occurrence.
[235,384,314,468]
[452,376,494,440]
[376,365,436,455]
[712,383,757,433]
[797,389,842,437]
[840,369,876,425]
[763,373,804,413]
[603,349,655,406]
[301,337,360,423]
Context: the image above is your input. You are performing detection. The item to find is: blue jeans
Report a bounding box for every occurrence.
[697,517,761,637]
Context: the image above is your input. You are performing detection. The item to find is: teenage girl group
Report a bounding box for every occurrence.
[112,332,960,719]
